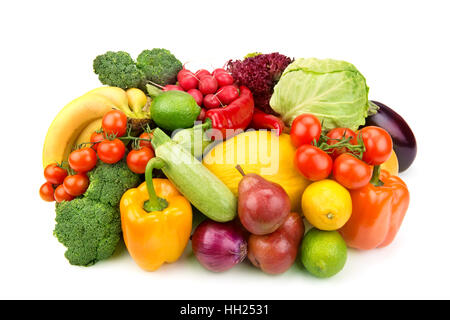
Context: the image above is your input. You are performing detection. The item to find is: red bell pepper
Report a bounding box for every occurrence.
[339,168,410,250]
[205,86,254,140]
[250,109,285,136]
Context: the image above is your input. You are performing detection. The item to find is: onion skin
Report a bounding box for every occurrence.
[365,101,417,172]
[191,220,247,272]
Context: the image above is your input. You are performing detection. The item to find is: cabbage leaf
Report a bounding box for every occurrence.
[269,58,370,131]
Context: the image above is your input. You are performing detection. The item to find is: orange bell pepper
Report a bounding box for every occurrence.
[339,167,409,250]
[120,159,192,271]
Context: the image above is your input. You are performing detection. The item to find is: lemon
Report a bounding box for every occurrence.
[301,228,347,278]
[301,179,352,231]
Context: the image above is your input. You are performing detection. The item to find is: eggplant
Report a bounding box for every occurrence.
[365,101,417,172]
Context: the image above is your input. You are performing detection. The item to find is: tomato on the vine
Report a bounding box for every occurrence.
[68,147,97,172]
[333,154,372,190]
[97,139,126,164]
[102,110,128,137]
[294,145,333,181]
[44,163,68,185]
[126,147,155,174]
[39,182,55,202]
[290,114,322,148]
[326,128,357,159]
[90,131,105,151]
[138,132,153,150]
[54,185,74,203]
[356,126,393,165]
[63,174,89,196]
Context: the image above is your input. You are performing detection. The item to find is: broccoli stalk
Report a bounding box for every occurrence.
[53,160,140,266]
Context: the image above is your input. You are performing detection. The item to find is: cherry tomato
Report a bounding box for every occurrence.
[139,132,153,150]
[39,182,55,202]
[326,128,357,159]
[54,185,75,203]
[68,147,97,172]
[102,110,128,137]
[294,145,333,181]
[44,163,68,185]
[333,154,372,189]
[90,131,105,151]
[126,147,155,174]
[63,174,89,196]
[356,126,393,165]
[97,139,126,164]
[290,114,322,148]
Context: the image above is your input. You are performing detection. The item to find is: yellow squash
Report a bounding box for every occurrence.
[203,131,310,212]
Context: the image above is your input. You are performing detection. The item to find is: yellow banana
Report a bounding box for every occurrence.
[42,93,117,168]
[74,118,103,147]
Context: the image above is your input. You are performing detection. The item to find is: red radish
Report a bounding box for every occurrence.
[198,75,218,95]
[203,94,221,109]
[212,68,227,76]
[215,72,234,87]
[216,85,239,105]
[187,88,203,106]
[177,69,192,79]
[197,108,206,121]
[195,69,211,79]
[163,84,183,91]
[178,71,198,90]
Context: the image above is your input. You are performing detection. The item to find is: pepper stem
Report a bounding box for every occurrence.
[370,165,384,187]
[143,157,169,212]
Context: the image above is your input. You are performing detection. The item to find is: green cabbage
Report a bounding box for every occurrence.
[269,58,370,131]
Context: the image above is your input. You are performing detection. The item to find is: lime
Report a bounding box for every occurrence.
[150,90,200,131]
[300,228,347,278]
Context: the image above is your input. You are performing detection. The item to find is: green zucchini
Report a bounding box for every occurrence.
[150,128,237,222]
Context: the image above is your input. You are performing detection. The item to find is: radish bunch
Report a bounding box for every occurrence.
[165,68,240,114]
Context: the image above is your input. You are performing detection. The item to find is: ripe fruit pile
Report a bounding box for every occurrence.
[39,109,155,203]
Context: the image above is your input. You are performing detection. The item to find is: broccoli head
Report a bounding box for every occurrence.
[53,159,140,266]
[136,48,182,86]
[84,159,141,207]
[54,198,121,266]
[93,51,145,90]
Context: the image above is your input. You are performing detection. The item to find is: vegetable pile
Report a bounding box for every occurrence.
[40,48,417,278]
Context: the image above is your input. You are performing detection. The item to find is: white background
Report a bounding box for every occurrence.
[1,0,449,300]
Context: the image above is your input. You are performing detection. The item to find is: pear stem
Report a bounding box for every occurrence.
[235,165,246,177]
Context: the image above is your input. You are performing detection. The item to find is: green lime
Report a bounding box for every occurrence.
[300,228,347,278]
[150,90,200,131]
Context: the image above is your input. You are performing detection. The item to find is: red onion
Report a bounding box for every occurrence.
[191,220,247,272]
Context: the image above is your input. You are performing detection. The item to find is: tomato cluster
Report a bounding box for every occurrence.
[39,110,155,203]
[290,114,393,190]
[167,68,239,119]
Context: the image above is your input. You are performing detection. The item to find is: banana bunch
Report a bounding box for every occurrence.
[42,86,149,168]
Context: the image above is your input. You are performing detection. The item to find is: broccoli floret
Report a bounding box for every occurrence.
[54,198,121,266]
[53,160,140,266]
[136,48,182,86]
[93,51,145,90]
[84,159,141,207]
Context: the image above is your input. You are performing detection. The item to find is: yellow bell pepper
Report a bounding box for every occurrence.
[120,159,192,271]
